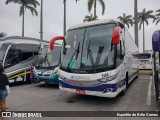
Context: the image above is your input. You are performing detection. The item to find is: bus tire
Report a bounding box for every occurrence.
[120,73,128,96]
[135,71,138,79]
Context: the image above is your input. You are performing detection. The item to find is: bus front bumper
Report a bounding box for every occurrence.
[34,74,59,84]
[59,80,125,98]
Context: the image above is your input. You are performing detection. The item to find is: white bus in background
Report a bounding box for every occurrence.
[0,36,49,83]
[34,45,61,85]
[50,19,139,97]
[133,52,152,70]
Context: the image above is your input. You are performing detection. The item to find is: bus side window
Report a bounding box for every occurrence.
[17,44,39,62]
[116,41,124,67]
[118,22,125,49]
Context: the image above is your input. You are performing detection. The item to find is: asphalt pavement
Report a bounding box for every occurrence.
[5,74,160,120]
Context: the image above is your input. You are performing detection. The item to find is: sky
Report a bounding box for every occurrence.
[0,0,160,52]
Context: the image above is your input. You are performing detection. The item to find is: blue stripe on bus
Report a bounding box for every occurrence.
[59,80,117,92]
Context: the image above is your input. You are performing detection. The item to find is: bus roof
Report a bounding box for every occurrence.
[0,36,48,43]
[68,19,122,30]
[0,36,61,46]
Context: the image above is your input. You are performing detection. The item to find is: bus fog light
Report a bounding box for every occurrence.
[59,83,63,87]
[103,88,113,93]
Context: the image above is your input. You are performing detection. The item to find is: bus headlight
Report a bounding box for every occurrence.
[97,73,119,83]
[51,71,56,76]
[34,70,42,75]
[52,68,59,76]
[59,75,66,80]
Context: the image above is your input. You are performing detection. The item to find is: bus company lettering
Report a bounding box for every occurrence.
[101,72,119,81]
[71,76,90,80]
[102,73,109,79]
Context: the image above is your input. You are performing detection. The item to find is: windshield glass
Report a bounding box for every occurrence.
[61,23,116,72]
[61,29,84,69]
[0,43,9,62]
[133,53,151,59]
[81,24,115,69]
[37,46,61,68]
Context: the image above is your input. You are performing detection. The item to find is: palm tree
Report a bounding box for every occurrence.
[83,14,98,22]
[6,0,40,37]
[117,13,133,28]
[63,0,79,36]
[0,32,6,38]
[134,0,139,48]
[138,8,154,53]
[153,9,160,25]
[88,0,105,19]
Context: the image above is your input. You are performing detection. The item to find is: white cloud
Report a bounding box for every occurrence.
[0,0,160,52]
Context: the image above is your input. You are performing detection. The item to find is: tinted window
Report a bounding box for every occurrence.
[38,47,61,67]
[134,53,151,59]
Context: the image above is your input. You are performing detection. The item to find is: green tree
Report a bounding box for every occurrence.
[138,8,154,53]
[83,14,98,22]
[117,13,133,28]
[63,0,79,35]
[0,32,6,38]
[88,0,105,19]
[134,0,139,48]
[6,0,40,37]
[153,9,160,25]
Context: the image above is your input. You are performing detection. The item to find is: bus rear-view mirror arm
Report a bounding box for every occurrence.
[112,26,124,59]
[50,36,64,50]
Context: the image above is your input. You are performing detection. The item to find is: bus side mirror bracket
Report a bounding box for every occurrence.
[50,36,64,50]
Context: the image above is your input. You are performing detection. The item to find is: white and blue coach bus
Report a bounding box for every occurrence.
[34,45,61,85]
[50,19,139,97]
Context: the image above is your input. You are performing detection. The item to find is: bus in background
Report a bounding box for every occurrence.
[133,52,152,70]
[33,45,61,85]
[0,36,49,83]
[50,19,139,97]
[152,30,160,101]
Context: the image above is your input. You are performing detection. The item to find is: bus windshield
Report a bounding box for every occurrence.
[134,53,151,59]
[0,44,9,62]
[37,46,61,68]
[61,23,116,73]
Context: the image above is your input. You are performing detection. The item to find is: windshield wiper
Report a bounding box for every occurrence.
[38,54,47,67]
[67,42,80,70]
[87,40,97,72]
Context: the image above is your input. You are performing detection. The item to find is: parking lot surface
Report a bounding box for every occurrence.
[6,75,160,120]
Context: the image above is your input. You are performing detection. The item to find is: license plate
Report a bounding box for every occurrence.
[76,90,85,94]
[142,66,146,68]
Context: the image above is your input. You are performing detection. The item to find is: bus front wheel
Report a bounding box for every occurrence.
[120,74,128,96]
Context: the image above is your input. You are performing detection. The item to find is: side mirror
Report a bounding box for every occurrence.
[50,36,64,50]
[112,26,120,45]
[152,30,160,51]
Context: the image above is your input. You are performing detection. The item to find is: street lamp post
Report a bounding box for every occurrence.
[40,0,43,40]
[63,0,66,36]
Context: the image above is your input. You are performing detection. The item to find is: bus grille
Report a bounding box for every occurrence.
[64,79,100,86]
